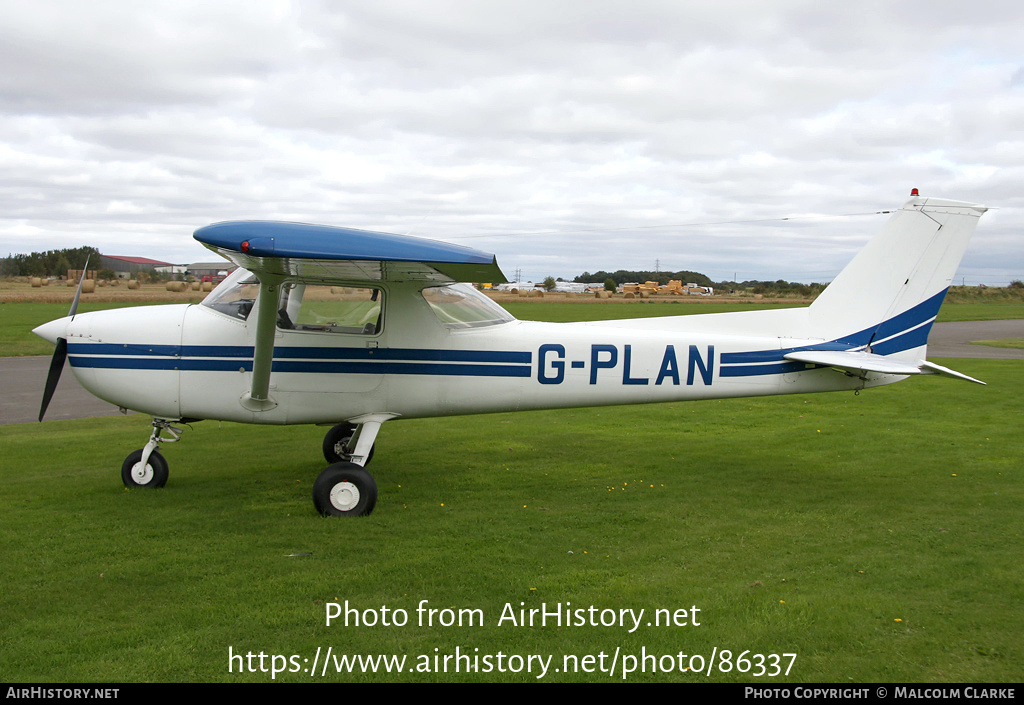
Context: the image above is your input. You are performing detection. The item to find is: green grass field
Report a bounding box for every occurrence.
[2,298,1022,682]
[971,339,1024,350]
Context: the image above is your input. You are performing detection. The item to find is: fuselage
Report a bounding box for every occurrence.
[36,275,898,426]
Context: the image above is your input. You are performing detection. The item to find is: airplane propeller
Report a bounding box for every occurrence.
[38,256,89,422]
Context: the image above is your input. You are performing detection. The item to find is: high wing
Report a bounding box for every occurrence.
[194,221,507,284]
[194,221,508,411]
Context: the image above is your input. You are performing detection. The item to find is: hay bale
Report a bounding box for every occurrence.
[42,278,51,286]
[30,277,42,288]
[201,281,214,292]
[166,281,187,292]
[127,280,140,290]
[81,279,95,294]
[529,289,544,298]
[191,281,202,291]
[624,292,635,299]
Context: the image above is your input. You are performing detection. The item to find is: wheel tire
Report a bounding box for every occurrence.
[312,463,377,517]
[121,448,169,488]
[322,423,375,466]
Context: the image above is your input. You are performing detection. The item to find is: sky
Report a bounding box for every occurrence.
[1,1,1021,285]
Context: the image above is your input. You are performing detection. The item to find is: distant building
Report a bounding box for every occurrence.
[552,281,590,293]
[154,264,188,277]
[99,256,175,278]
[493,281,536,291]
[186,262,237,280]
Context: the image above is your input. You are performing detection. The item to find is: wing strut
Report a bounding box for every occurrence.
[242,274,284,411]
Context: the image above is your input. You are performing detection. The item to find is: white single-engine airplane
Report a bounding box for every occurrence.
[34,191,987,517]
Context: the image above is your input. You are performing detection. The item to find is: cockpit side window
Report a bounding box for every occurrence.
[278,283,383,335]
[202,271,383,335]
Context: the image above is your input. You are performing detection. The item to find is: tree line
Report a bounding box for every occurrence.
[0,246,101,278]
[572,269,828,297]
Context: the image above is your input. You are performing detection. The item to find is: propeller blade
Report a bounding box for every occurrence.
[68,254,90,318]
[39,337,68,422]
[39,255,91,421]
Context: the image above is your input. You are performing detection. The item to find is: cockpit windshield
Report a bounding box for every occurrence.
[421,283,515,329]
[200,268,259,320]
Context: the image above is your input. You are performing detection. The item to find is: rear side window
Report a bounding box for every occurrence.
[421,283,514,329]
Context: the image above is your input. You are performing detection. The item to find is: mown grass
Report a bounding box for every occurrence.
[970,339,1024,350]
[937,303,1024,322]
[3,293,1022,682]
[1,359,1021,682]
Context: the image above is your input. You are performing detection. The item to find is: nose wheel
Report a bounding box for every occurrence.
[322,422,375,465]
[121,418,184,489]
[121,448,169,488]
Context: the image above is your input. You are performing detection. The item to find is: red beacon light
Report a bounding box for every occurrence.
[910,188,920,196]
[241,240,251,252]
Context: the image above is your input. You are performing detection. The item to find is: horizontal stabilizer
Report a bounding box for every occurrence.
[918,360,986,385]
[783,351,985,385]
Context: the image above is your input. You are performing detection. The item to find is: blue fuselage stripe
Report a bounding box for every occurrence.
[719,361,807,377]
[66,343,531,364]
[67,344,532,377]
[718,289,946,377]
[69,356,531,377]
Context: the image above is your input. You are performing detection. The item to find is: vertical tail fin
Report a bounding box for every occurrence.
[807,194,987,359]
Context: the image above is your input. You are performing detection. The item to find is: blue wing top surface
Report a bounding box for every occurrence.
[194,221,507,284]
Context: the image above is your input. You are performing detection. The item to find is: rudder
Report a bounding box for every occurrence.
[807,194,987,360]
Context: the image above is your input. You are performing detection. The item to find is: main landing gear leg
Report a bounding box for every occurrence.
[313,414,396,517]
[121,418,184,489]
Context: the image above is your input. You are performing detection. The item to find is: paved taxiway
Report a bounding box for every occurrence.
[2,320,1022,425]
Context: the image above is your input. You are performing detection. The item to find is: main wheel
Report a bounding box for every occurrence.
[313,463,377,517]
[121,448,169,488]
[322,423,375,465]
